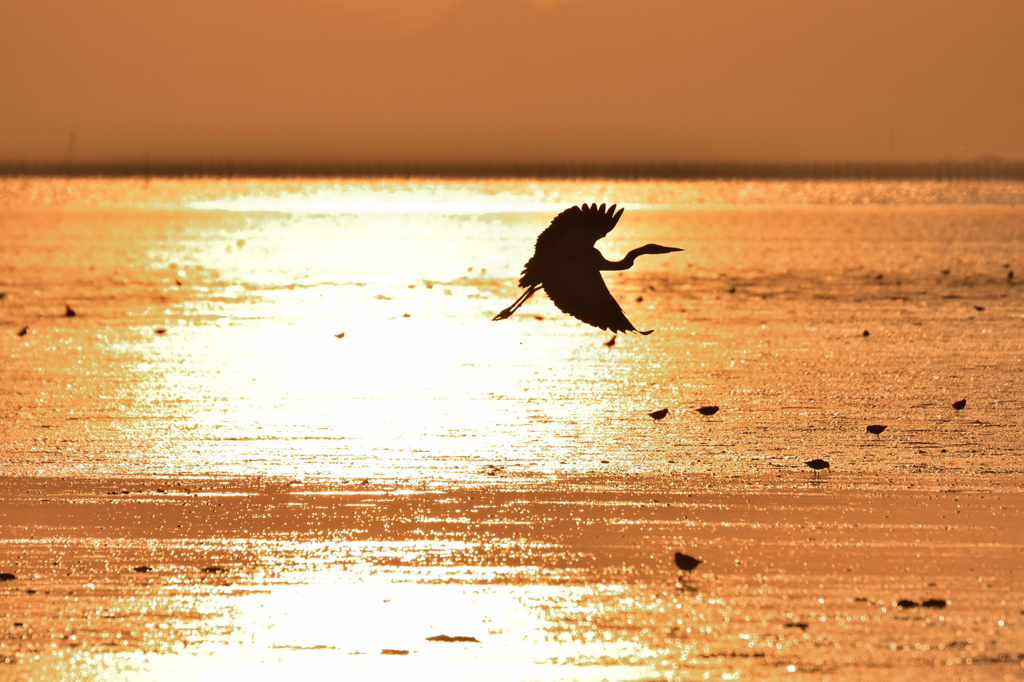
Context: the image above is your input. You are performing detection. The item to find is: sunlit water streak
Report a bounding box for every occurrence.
[2,177,1024,680]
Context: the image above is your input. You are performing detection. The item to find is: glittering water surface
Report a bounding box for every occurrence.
[2,178,1024,680]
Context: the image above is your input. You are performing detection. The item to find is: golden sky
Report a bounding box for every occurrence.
[1,0,1022,165]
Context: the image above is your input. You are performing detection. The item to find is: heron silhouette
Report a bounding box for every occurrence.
[492,204,683,333]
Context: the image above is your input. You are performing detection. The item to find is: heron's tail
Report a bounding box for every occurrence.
[492,285,541,321]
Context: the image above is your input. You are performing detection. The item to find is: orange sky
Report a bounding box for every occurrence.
[2,0,1022,165]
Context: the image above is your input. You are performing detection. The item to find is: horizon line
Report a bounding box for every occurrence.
[2,160,1024,181]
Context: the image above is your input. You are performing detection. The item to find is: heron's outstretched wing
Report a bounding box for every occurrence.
[541,255,649,334]
[520,203,624,288]
[536,202,624,250]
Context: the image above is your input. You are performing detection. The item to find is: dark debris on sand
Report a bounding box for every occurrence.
[425,635,481,643]
[896,599,946,609]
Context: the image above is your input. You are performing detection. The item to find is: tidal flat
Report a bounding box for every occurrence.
[2,177,1023,680]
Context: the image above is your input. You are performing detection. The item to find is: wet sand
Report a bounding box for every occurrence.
[2,177,1024,679]
[4,475,1023,680]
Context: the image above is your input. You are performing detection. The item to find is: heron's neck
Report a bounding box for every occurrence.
[601,247,648,271]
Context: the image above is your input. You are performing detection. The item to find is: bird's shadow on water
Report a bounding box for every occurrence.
[674,577,709,594]
[675,582,702,594]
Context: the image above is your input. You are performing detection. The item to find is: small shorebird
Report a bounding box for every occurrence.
[805,459,830,476]
[674,552,703,573]
[696,406,719,418]
[65,305,76,317]
[648,408,669,420]
[866,424,887,437]
[952,399,966,410]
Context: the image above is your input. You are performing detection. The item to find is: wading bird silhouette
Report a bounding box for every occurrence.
[805,459,830,476]
[696,405,720,418]
[492,204,683,333]
[674,552,703,573]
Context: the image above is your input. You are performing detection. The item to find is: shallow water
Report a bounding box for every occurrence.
[2,177,1024,680]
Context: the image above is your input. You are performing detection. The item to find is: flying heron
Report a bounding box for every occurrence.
[492,204,683,333]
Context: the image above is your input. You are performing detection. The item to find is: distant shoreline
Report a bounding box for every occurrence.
[2,160,1024,181]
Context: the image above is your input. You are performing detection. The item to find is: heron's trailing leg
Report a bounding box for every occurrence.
[492,285,541,321]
